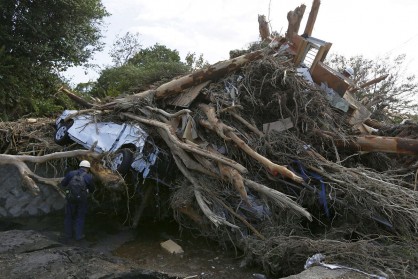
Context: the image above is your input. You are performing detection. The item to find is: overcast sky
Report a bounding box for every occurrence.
[64,0,418,85]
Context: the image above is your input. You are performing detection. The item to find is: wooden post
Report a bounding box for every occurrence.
[303,0,321,37]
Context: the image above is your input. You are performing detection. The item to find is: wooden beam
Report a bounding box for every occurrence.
[343,91,372,126]
[293,35,309,65]
[349,74,389,93]
[303,0,321,37]
[311,62,350,95]
[310,44,326,72]
[320,42,332,62]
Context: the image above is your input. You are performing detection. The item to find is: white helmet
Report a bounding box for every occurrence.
[344,67,354,77]
[79,160,91,168]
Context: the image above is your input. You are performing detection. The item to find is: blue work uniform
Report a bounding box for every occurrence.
[61,167,94,240]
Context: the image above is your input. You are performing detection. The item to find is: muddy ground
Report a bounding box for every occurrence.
[0,212,267,279]
[0,212,371,279]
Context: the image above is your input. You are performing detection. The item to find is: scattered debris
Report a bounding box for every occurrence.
[0,0,417,278]
[160,239,184,255]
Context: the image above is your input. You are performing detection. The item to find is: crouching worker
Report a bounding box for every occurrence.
[61,160,95,241]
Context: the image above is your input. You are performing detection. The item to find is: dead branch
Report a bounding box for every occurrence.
[172,155,239,229]
[349,74,389,93]
[212,194,265,240]
[228,111,265,137]
[122,112,247,173]
[244,179,312,221]
[144,106,191,118]
[199,104,304,184]
[59,86,94,108]
[0,150,98,195]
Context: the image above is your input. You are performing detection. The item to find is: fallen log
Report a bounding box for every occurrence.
[317,129,418,155]
[335,135,418,155]
[59,86,94,108]
[100,41,286,111]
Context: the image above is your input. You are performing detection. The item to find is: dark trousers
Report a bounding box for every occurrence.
[64,200,88,240]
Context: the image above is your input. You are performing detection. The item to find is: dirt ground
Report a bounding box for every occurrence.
[113,221,265,279]
[2,213,374,279]
[5,213,267,279]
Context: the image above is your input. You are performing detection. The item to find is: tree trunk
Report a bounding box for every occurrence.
[101,42,285,111]
[286,4,306,40]
[258,15,270,41]
[334,135,418,155]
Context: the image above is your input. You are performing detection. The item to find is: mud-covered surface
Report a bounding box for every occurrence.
[0,229,171,279]
[0,214,266,279]
[0,214,372,279]
[114,221,265,279]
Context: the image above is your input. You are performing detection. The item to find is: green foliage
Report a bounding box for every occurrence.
[0,0,108,119]
[91,43,190,97]
[185,52,210,71]
[128,44,183,66]
[93,64,143,98]
[0,0,108,70]
[110,32,142,67]
[326,53,418,121]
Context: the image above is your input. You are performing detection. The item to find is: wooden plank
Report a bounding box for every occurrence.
[263,118,294,133]
[343,91,372,126]
[311,62,350,96]
[290,33,304,52]
[166,81,210,107]
[160,239,184,254]
[320,42,332,62]
[294,36,308,65]
[310,44,326,72]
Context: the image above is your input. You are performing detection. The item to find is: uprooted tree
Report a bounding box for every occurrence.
[1,1,418,277]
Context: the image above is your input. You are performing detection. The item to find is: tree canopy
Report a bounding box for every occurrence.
[327,53,418,122]
[91,40,196,98]
[0,0,108,119]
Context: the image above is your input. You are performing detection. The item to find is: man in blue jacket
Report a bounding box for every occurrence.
[61,160,95,241]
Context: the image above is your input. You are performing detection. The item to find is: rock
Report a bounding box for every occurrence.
[0,229,172,279]
[279,266,370,279]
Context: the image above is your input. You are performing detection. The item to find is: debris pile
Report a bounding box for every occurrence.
[1,1,417,278]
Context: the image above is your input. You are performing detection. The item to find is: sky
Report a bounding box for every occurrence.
[63,0,418,86]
